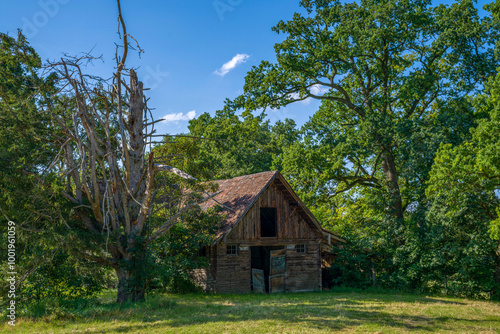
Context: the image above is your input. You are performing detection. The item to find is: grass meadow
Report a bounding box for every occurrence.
[2,289,500,333]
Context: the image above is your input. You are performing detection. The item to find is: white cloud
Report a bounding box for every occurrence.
[310,84,329,96]
[214,54,250,76]
[162,110,196,123]
[289,84,330,105]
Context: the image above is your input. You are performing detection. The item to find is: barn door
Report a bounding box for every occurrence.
[252,269,265,293]
[269,249,286,293]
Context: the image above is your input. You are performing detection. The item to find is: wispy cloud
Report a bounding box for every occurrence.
[289,84,330,105]
[214,54,250,76]
[310,84,329,96]
[162,110,196,123]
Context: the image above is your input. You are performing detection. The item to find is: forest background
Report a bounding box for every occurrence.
[0,0,500,315]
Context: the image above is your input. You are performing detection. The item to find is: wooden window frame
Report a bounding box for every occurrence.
[226,244,238,255]
[296,244,306,254]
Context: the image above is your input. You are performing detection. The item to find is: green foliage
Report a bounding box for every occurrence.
[17,250,110,301]
[229,0,499,298]
[426,194,498,298]
[425,69,500,298]
[266,0,494,221]
[0,31,110,305]
[329,239,375,289]
[157,110,299,180]
[148,205,222,293]
[0,31,59,222]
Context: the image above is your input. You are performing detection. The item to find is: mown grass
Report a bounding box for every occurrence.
[2,289,500,333]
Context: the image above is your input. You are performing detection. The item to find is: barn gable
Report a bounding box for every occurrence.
[200,170,342,244]
[199,170,277,242]
[226,179,322,242]
[193,170,344,294]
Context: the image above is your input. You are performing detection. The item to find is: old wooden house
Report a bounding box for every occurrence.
[192,170,345,293]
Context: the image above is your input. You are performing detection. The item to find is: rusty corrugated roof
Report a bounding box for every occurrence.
[200,170,277,241]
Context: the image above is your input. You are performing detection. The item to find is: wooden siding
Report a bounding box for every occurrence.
[226,181,322,241]
[285,241,321,292]
[211,241,321,293]
[215,243,252,293]
[207,181,322,293]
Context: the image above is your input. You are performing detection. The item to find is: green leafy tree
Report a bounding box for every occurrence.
[156,110,299,180]
[1,1,217,304]
[148,205,222,293]
[427,70,500,297]
[227,0,496,223]
[0,32,111,304]
[0,31,56,227]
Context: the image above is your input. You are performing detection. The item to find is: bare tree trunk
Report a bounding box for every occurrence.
[382,151,403,220]
[40,0,215,304]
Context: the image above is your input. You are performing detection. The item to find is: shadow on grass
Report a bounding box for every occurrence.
[55,291,498,333]
[10,291,499,333]
[83,307,492,334]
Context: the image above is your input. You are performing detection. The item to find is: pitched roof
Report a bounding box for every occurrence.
[200,170,345,245]
[199,171,277,241]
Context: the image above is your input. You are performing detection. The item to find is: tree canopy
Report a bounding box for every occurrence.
[227,0,497,222]
[2,0,500,304]
[214,0,500,297]
[1,3,219,304]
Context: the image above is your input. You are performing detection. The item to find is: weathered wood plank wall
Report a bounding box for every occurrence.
[208,181,322,293]
[215,244,251,293]
[227,181,321,241]
[285,241,321,292]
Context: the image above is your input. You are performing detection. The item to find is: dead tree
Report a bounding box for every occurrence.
[43,0,214,303]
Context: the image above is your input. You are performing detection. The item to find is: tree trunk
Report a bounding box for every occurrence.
[494,242,500,299]
[382,151,403,220]
[371,259,377,287]
[115,266,146,304]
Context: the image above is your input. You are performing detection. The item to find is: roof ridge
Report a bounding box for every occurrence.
[210,170,278,183]
[198,170,278,243]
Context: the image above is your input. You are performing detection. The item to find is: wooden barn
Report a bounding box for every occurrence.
[192,170,345,293]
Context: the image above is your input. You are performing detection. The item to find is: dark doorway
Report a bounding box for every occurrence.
[251,245,283,293]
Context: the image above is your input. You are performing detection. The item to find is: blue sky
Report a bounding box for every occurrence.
[0,0,491,135]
